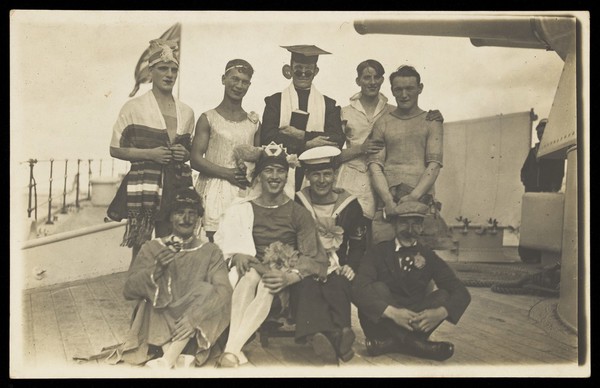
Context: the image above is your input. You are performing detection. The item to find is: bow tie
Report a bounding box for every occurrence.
[398,255,416,272]
[395,248,427,272]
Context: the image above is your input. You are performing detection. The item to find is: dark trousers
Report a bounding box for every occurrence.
[358,285,450,343]
[291,273,352,341]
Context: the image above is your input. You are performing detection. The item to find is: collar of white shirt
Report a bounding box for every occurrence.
[395,239,417,252]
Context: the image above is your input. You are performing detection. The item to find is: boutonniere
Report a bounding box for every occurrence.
[286,154,301,168]
[317,218,344,252]
[247,111,260,124]
[165,235,183,252]
[414,253,426,269]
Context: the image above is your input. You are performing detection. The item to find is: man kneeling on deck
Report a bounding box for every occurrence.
[352,201,470,361]
[122,187,233,369]
[294,146,371,364]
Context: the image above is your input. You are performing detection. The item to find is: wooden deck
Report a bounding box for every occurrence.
[16,270,580,377]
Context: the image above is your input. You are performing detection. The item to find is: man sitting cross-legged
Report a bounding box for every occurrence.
[352,200,471,361]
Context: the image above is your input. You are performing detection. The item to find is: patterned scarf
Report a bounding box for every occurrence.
[120,129,192,248]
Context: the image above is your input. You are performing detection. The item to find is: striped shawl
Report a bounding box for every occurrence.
[111,91,195,247]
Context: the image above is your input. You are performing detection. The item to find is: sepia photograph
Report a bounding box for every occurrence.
[9,10,589,378]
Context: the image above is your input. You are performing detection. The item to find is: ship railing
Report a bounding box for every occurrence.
[17,158,129,225]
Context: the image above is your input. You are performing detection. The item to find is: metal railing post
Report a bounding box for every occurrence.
[87,159,92,200]
[76,159,81,208]
[61,159,69,214]
[27,159,38,220]
[45,159,54,225]
[99,159,103,177]
[111,158,115,177]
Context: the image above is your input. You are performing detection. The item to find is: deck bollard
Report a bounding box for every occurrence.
[45,159,54,225]
[61,159,69,214]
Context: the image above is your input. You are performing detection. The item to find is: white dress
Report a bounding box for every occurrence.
[195,109,259,232]
[337,93,394,219]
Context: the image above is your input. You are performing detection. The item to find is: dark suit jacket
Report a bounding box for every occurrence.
[520,144,565,192]
[260,90,345,156]
[352,241,471,325]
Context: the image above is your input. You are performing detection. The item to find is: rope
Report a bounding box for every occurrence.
[456,262,561,297]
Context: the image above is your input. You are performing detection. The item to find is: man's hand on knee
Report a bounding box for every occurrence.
[383,306,418,331]
[262,269,300,294]
[410,307,448,333]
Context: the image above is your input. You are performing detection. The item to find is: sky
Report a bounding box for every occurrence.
[10,10,568,186]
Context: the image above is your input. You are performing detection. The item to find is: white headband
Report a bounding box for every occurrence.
[225,64,249,74]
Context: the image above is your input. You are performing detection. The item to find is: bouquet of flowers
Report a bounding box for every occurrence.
[261,241,299,322]
[262,241,300,270]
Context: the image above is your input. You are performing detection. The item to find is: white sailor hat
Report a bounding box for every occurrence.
[298,146,341,172]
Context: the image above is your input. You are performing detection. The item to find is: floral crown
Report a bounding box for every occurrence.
[233,142,300,169]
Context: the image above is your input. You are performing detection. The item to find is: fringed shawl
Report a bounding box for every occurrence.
[111,91,195,247]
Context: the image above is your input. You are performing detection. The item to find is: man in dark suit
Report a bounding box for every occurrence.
[260,45,346,190]
[352,201,471,361]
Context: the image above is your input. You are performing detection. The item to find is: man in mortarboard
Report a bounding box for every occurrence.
[352,200,471,361]
[260,45,346,191]
[292,146,371,364]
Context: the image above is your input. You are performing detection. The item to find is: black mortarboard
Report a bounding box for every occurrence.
[281,45,331,64]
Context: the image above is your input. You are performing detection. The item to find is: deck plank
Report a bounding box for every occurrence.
[22,272,579,373]
[102,271,139,317]
[21,293,36,366]
[102,271,130,303]
[86,279,132,344]
[30,291,67,366]
[433,316,495,365]
[465,292,577,354]
[474,289,542,312]
[51,287,97,364]
[260,338,328,367]
[428,327,492,365]
[241,340,287,367]
[450,325,525,364]
[461,307,576,361]
[454,317,570,365]
[70,284,119,355]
